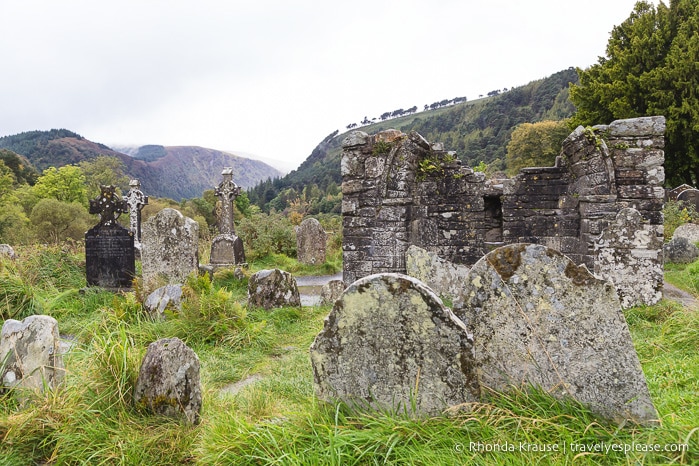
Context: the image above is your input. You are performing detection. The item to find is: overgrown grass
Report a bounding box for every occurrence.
[1,246,698,464]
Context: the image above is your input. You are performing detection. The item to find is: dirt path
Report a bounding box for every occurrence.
[663,281,698,309]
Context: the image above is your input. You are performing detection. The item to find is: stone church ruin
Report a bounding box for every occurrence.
[341,116,666,308]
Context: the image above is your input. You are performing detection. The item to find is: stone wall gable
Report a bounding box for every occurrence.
[342,116,666,308]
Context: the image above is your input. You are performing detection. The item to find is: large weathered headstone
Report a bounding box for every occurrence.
[452,243,658,424]
[1,315,64,393]
[134,337,202,424]
[593,208,663,308]
[296,218,327,265]
[123,179,149,252]
[141,208,199,289]
[247,269,301,309]
[310,273,479,416]
[85,185,135,289]
[406,245,470,301]
[210,168,245,267]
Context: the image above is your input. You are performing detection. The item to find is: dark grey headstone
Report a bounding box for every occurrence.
[210,234,246,266]
[86,186,135,289]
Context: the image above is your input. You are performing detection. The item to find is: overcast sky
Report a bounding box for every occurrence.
[1,0,650,172]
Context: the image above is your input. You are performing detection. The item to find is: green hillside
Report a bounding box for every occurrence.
[248,68,578,213]
[0,132,282,200]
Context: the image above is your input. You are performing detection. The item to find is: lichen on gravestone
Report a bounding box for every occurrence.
[453,243,658,425]
[310,273,479,416]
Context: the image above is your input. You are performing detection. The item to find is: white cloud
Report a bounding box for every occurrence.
[0,0,651,171]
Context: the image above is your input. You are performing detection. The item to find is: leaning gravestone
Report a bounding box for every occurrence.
[296,218,327,265]
[310,273,479,416]
[247,269,301,309]
[134,337,202,424]
[85,185,135,289]
[452,243,658,424]
[141,208,199,289]
[210,167,246,268]
[1,315,64,394]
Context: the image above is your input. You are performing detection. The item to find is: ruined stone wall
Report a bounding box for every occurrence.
[341,116,666,307]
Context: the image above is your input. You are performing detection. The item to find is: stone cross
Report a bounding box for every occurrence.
[214,167,241,235]
[89,185,128,227]
[123,179,149,245]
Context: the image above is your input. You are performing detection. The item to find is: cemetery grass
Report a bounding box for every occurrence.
[0,246,697,465]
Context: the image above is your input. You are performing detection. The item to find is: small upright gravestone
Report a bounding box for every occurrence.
[677,188,699,212]
[296,218,327,265]
[247,269,301,309]
[1,315,64,394]
[310,273,479,416]
[123,179,149,252]
[210,168,246,268]
[85,185,135,289]
[141,208,199,289]
[453,243,658,425]
[664,236,699,264]
[134,337,202,424]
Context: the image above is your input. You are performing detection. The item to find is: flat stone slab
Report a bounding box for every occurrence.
[453,243,658,425]
[310,273,479,416]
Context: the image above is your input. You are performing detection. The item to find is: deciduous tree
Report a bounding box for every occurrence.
[505,120,570,175]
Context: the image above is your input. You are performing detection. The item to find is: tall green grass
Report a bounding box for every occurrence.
[1,247,698,464]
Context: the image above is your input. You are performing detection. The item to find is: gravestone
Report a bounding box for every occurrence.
[677,188,699,212]
[0,244,16,260]
[141,208,199,289]
[406,245,470,301]
[452,243,658,425]
[593,208,663,308]
[664,236,699,264]
[144,284,183,320]
[123,179,149,252]
[134,338,202,424]
[247,269,301,309]
[320,279,344,305]
[1,315,64,394]
[210,167,246,267]
[296,218,327,265]
[672,223,699,244]
[85,185,135,289]
[310,273,479,416]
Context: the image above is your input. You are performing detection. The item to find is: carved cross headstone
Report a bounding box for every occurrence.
[214,167,241,235]
[85,185,135,289]
[209,168,246,267]
[89,185,128,227]
[123,179,149,247]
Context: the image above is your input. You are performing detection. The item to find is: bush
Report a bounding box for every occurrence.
[663,199,699,241]
[237,212,296,260]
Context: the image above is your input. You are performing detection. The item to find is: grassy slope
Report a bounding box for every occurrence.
[0,246,698,465]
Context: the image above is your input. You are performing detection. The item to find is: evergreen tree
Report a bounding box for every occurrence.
[570,0,699,184]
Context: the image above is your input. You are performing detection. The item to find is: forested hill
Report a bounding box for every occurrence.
[247,68,579,213]
[0,131,282,200]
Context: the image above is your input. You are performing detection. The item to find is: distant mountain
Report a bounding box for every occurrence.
[0,132,283,200]
[248,68,579,211]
